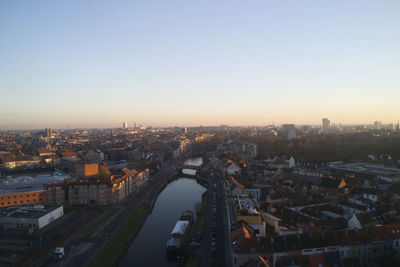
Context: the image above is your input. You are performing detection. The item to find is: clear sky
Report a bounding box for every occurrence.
[1,1,399,129]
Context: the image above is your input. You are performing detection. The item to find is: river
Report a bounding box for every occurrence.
[119,158,205,267]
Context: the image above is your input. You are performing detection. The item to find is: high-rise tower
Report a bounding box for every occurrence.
[322,118,330,130]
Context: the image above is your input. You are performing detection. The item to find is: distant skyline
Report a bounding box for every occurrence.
[1,120,400,131]
[1,1,400,130]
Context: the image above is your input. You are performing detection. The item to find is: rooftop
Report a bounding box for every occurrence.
[329,162,400,177]
[0,205,62,219]
[236,196,258,215]
[0,171,74,194]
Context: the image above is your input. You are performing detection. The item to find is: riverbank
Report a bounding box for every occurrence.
[87,203,150,267]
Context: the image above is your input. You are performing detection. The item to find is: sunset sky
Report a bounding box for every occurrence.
[1,1,399,129]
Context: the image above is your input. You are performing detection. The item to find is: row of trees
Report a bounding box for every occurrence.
[191,132,400,164]
[251,134,400,163]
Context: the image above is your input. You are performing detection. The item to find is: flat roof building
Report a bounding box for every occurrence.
[0,171,74,208]
[0,205,63,230]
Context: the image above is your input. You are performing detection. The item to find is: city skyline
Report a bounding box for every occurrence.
[1,1,400,129]
[1,119,400,131]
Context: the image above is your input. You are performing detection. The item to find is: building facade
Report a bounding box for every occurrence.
[0,190,47,208]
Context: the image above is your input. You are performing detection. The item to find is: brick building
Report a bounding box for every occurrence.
[0,190,47,208]
[75,162,99,179]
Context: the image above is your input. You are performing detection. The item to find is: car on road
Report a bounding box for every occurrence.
[190,240,201,247]
[212,228,217,236]
[212,232,217,239]
[192,233,202,242]
[54,247,64,260]
[211,241,217,252]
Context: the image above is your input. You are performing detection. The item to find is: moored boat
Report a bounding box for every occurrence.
[166,210,194,256]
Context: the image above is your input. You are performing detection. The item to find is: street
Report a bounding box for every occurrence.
[199,166,232,267]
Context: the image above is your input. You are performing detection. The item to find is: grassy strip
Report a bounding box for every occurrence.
[83,208,120,238]
[87,203,150,267]
[193,193,207,234]
[185,256,199,267]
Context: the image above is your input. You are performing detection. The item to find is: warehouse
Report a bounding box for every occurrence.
[0,205,63,230]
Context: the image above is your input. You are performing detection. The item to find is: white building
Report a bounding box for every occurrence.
[0,205,63,230]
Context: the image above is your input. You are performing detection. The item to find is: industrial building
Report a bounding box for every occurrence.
[0,205,63,230]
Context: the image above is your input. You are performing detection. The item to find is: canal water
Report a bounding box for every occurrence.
[119,176,206,266]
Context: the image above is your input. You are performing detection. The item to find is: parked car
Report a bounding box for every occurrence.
[211,241,217,252]
[190,240,201,247]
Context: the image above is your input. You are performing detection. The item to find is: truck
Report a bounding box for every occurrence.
[54,247,64,260]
